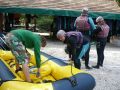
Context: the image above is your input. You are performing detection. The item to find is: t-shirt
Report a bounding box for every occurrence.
[11,29,41,68]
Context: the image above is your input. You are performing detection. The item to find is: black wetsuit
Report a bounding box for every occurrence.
[64,35,90,69]
[93,25,109,68]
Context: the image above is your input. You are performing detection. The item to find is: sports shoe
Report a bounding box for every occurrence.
[85,66,92,69]
[92,65,100,69]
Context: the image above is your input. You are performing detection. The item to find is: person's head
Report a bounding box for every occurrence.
[56,30,66,42]
[81,7,89,16]
[96,16,105,25]
[41,36,47,47]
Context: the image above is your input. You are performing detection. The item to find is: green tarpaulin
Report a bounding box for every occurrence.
[0,7,120,20]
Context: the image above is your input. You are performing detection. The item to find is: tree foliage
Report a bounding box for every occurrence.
[37,15,54,32]
[116,0,120,6]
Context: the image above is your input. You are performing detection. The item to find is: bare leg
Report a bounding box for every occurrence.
[22,63,31,82]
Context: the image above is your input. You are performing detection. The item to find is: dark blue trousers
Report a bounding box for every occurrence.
[96,38,107,66]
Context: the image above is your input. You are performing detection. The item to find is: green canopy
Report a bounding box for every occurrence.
[0,7,120,20]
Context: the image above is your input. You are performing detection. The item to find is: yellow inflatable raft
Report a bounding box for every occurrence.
[0,49,95,90]
[0,36,96,90]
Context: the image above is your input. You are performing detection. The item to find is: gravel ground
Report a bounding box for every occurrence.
[41,39,120,90]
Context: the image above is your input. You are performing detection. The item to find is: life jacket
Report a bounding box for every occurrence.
[97,24,110,38]
[75,16,90,31]
[66,31,83,46]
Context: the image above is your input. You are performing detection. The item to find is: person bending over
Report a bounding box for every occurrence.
[5,29,46,82]
[57,30,92,69]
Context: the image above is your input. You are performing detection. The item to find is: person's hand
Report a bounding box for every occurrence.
[36,72,40,77]
[64,46,69,54]
[36,68,40,78]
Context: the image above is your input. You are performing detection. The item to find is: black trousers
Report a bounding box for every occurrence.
[74,43,90,69]
[96,38,107,66]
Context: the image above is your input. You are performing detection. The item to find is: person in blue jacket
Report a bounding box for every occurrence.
[74,7,96,40]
